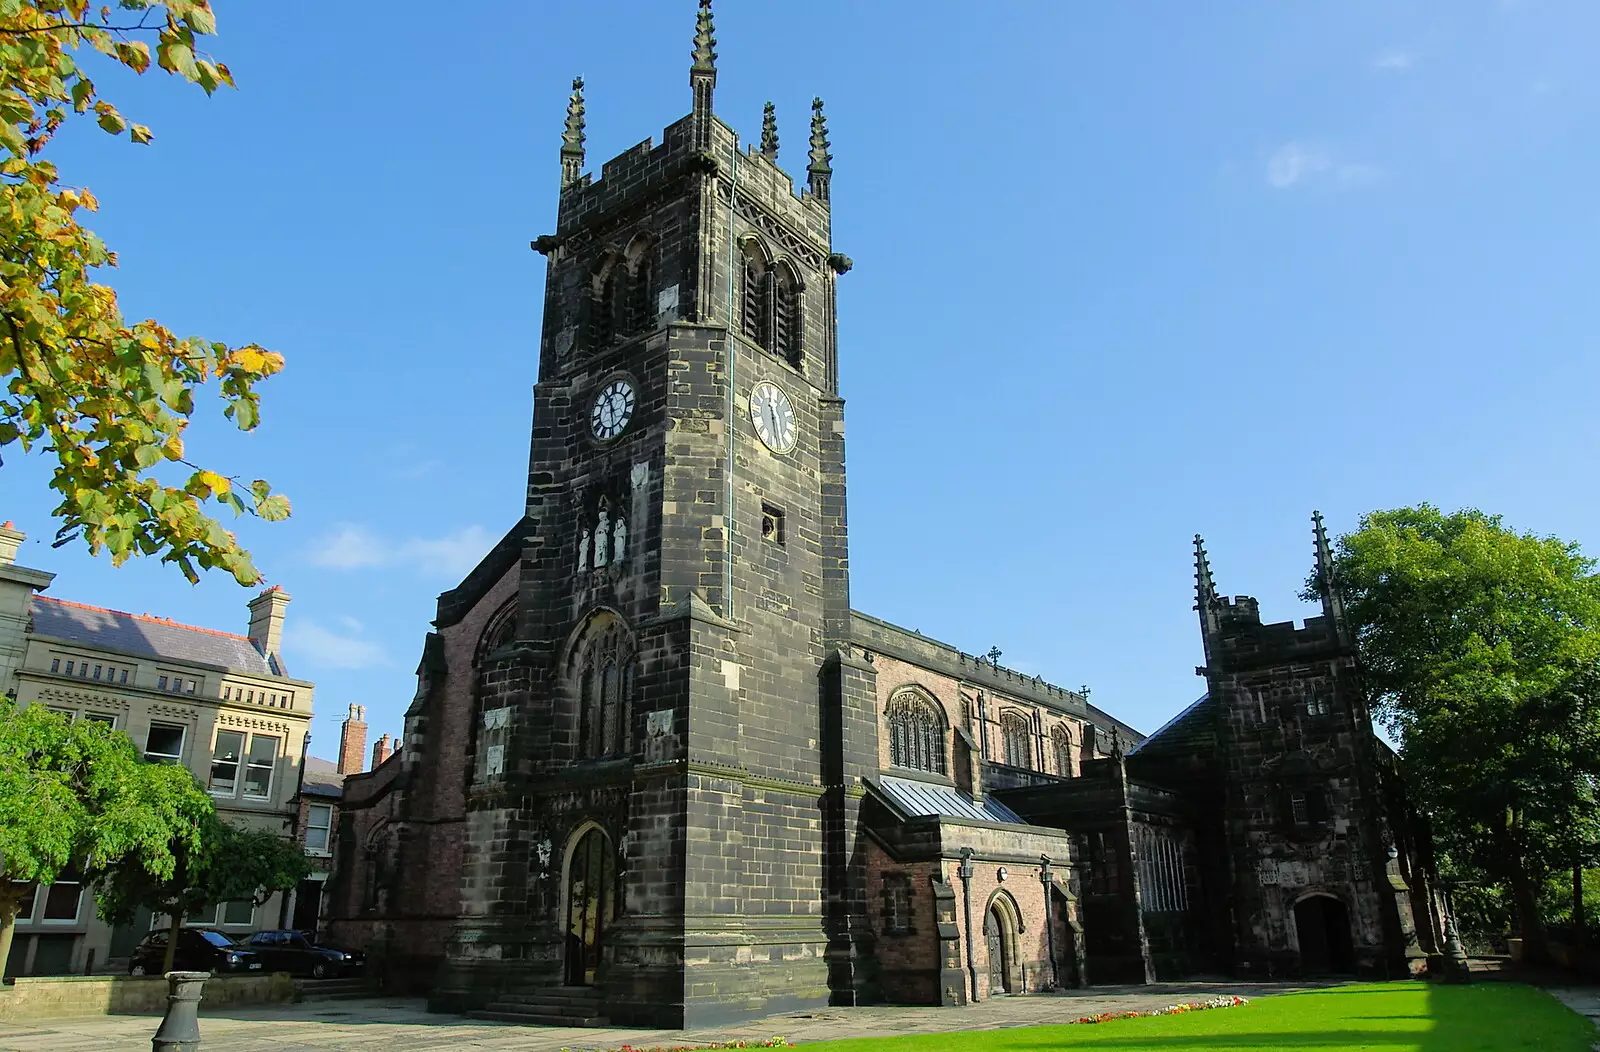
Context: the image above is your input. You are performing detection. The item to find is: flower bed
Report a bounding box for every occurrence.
[1071,994,1249,1025]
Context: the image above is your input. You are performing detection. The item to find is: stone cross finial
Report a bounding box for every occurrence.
[807,97,833,201]
[561,76,586,190]
[760,101,780,160]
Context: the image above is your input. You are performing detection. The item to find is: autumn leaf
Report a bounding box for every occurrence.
[0,1,289,587]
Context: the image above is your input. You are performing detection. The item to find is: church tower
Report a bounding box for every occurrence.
[433,1,875,1027]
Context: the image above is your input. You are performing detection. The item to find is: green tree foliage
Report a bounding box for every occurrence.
[0,1,289,586]
[1324,505,1600,964]
[0,699,209,974]
[94,813,311,971]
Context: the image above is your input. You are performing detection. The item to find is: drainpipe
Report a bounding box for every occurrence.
[958,848,979,1002]
[1040,854,1059,989]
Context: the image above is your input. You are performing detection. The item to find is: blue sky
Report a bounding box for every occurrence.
[6,1,1599,761]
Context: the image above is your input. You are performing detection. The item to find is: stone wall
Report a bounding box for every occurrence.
[0,972,294,1021]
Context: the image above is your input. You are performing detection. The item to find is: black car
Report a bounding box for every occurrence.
[129,928,264,976]
[240,930,366,978]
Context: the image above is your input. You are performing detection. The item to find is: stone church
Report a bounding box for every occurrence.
[323,1,1441,1027]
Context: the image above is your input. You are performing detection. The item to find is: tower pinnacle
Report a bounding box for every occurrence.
[1194,534,1217,611]
[690,0,717,148]
[560,76,586,190]
[761,101,780,160]
[1311,510,1349,636]
[807,97,833,202]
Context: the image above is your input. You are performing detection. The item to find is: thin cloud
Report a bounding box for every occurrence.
[1265,142,1380,191]
[1371,50,1415,72]
[1266,143,1331,189]
[306,522,493,579]
[283,620,389,670]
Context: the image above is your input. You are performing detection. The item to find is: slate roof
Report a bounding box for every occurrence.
[300,756,345,799]
[872,775,1028,825]
[29,595,280,677]
[1126,693,1215,760]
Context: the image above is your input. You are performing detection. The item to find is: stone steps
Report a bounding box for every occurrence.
[469,986,609,1027]
[294,977,380,1002]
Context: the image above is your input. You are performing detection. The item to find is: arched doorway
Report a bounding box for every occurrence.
[563,827,617,986]
[1294,894,1355,975]
[983,898,1018,995]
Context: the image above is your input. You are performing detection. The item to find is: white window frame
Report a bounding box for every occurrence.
[144,722,187,765]
[38,877,84,925]
[220,899,255,927]
[209,729,246,797]
[83,712,118,729]
[305,804,334,856]
[242,733,279,800]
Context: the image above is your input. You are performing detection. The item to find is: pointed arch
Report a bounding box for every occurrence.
[563,608,637,760]
[560,821,618,986]
[587,250,624,349]
[739,236,773,349]
[981,888,1023,995]
[1000,710,1032,769]
[475,598,518,667]
[885,688,946,774]
[624,233,656,335]
[770,259,804,367]
[1051,723,1075,778]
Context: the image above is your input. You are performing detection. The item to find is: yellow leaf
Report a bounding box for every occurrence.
[163,435,184,460]
[198,470,229,496]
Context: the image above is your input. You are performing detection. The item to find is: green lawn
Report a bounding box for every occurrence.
[799,983,1592,1052]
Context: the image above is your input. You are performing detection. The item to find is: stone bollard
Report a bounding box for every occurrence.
[151,971,209,1052]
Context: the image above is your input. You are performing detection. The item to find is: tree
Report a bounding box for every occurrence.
[94,813,311,972]
[1322,505,1600,965]
[1,1,289,586]
[0,700,210,974]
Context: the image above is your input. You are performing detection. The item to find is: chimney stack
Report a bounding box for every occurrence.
[247,586,292,668]
[0,522,23,565]
[372,733,393,769]
[338,704,368,775]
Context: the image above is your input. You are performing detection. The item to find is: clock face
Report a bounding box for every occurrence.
[749,380,797,454]
[590,378,635,441]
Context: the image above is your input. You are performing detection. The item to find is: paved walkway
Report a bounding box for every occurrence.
[1547,987,1600,1049]
[0,982,1286,1052]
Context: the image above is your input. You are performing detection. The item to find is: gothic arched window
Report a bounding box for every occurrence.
[625,236,655,334]
[886,691,945,774]
[1000,712,1032,769]
[1051,724,1074,778]
[772,263,802,367]
[569,613,635,760]
[588,253,623,349]
[740,240,771,348]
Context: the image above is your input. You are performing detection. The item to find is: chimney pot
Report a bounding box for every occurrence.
[337,704,368,775]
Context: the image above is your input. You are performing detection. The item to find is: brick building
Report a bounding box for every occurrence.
[325,1,1440,1025]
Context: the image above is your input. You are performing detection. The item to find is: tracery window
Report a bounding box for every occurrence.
[1000,711,1032,769]
[571,614,636,760]
[887,691,945,774]
[1051,724,1074,777]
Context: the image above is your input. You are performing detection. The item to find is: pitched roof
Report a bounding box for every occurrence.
[1126,693,1216,760]
[29,595,279,677]
[871,774,1027,825]
[300,756,346,799]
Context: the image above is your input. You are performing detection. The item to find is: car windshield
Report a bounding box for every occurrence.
[196,930,234,948]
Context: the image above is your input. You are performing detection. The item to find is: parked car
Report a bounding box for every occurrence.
[239,930,366,979]
[129,928,264,976]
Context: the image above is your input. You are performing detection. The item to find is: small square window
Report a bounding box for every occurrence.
[42,876,83,923]
[119,668,129,684]
[145,723,185,764]
[186,680,197,695]
[157,675,168,691]
[85,713,116,729]
[78,663,88,678]
[50,658,60,673]
[92,664,102,680]
[65,660,75,675]
[760,502,786,545]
